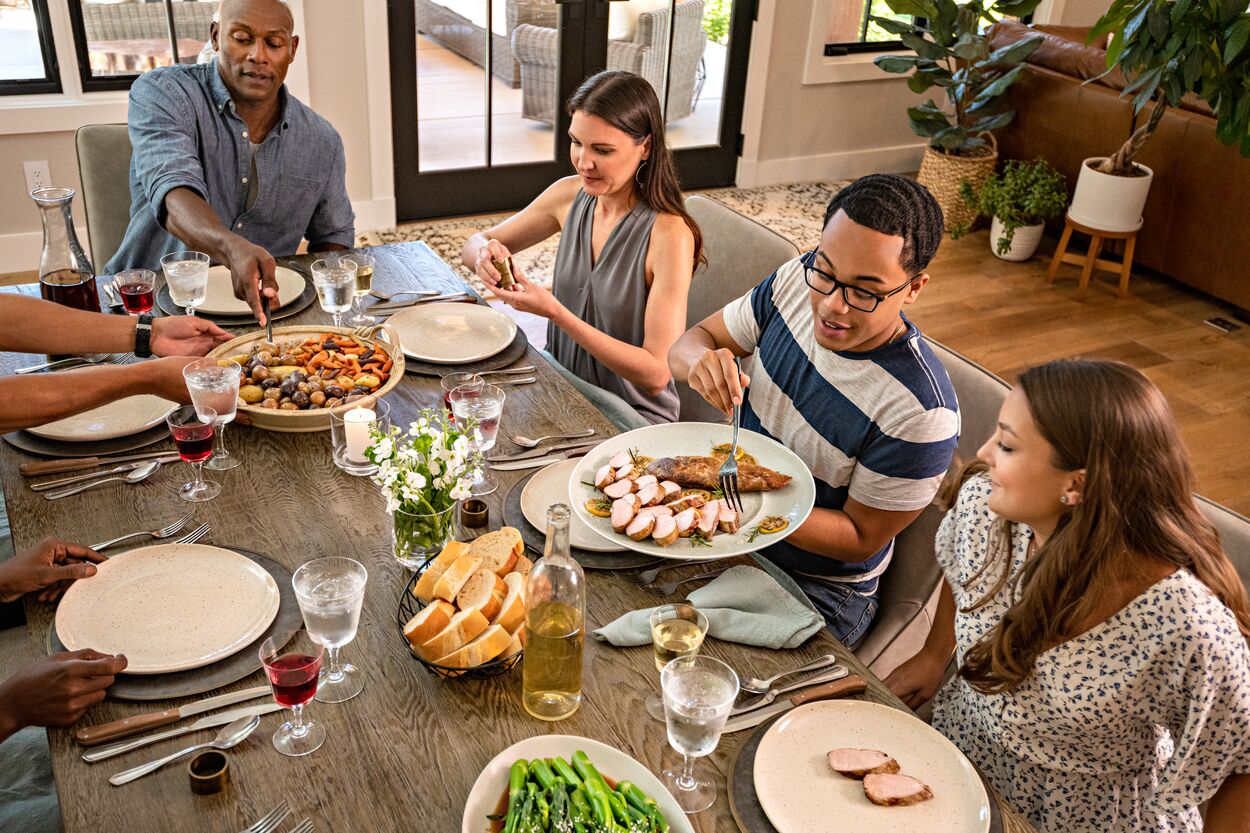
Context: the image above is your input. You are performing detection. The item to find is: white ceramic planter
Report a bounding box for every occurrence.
[990,217,1045,261]
[1068,157,1153,233]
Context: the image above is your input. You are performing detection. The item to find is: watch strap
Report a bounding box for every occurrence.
[134,314,153,358]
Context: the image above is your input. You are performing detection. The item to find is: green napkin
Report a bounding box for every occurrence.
[592,564,825,650]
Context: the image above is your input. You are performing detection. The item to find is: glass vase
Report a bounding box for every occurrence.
[391,503,457,570]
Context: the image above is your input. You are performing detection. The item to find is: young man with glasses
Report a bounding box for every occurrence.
[669,174,960,644]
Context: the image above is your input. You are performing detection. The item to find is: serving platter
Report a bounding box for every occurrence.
[26,395,177,443]
[388,302,517,365]
[568,423,815,562]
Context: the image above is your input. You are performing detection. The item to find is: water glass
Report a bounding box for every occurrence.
[311,257,357,327]
[160,251,210,315]
[183,358,242,471]
[166,405,219,502]
[341,251,375,327]
[115,269,156,315]
[646,604,708,721]
[329,398,390,476]
[440,371,482,418]
[292,557,368,704]
[259,631,326,757]
[449,382,505,496]
[660,654,739,813]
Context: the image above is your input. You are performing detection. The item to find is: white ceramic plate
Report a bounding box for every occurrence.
[55,543,281,675]
[196,265,305,315]
[568,422,815,562]
[387,302,517,364]
[754,700,990,833]
[521,459,626,553]
[27,395,177,442]
[461,734,694,833]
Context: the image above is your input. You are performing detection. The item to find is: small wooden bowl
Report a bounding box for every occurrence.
[206,324,405,433]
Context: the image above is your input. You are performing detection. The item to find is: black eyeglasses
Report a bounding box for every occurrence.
[800,250,914,313]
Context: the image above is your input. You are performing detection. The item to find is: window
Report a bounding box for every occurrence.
[67,0,217,93]
[0,0,61,95]
[824,0,911,56]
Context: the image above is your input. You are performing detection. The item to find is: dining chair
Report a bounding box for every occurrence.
[678,195,800,424]
[1197,496,1250,598]
[75,124,133,271]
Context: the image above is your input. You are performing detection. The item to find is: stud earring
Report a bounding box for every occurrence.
[1059,495,1068,504]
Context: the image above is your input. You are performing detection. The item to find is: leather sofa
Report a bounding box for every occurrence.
[987,20,1250,315]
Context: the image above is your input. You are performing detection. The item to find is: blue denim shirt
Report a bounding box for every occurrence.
[106,60,354,273]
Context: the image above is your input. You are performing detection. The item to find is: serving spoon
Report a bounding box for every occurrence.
[109,715,259,786]
[42,459,163,501]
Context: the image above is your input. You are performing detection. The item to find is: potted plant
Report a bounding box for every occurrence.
[871,0,1044,230]
[957,159,1068,260]
[1070,0,1250,232]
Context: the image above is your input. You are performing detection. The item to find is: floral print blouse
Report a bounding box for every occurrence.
[931,475,1250,832]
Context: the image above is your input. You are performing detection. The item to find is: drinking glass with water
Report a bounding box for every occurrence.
[311,257,357,327]
[292,557,369,704]
[161,251,210,315]
[449,382,505,496]
[660,654,739,813]
[183,358,243,471]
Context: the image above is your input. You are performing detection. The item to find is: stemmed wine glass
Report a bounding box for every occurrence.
[449,382,505,496]
[341,250,375,328]
[311,256,357,327]
[183,358,242,471]
[259,631,326,757]
[160,251,209,315]
[647,604,708,721]
[292,557,368,703]
[660,654,739,813]
[166,405,219,502]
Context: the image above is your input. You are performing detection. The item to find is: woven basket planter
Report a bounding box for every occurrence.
[917,134,998,233]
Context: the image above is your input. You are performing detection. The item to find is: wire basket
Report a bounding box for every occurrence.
[396,557,522,679]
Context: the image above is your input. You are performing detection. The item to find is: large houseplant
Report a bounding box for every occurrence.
[957,159,1068,260]
[871,0,1044,228]
[1069,0,1250,231]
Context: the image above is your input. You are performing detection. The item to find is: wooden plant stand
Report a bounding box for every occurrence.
[1046,214,1139,301]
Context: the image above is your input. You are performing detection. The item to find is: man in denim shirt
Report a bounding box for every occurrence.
[106,0,354,324]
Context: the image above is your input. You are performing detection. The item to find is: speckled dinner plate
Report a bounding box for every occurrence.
[520,459,626,553]
[753,700,990,833]
[387,302,517,364]
[197,264,305,315]
[54,543,281,675]
[26,395,177,443]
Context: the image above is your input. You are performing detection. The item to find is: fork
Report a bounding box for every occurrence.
[238,802,291,833]
[718,356,744,513]
[626,556,734,587]
[90,514,192,551]
[288,820,314,833]
[737,653,841,696]
[643,566,733,597]
[15,353,123,375]
[173,522,210,545]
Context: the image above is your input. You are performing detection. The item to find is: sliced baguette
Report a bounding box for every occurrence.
[434,624,512,672]
[417,607,489,662]
[513,553,534,581]
[456,568,506,622]
[432,555,481,603]
[402,600,455,649]
[491,571,526,635]
[500,629,524,660]
[468,527,523,576]
[412,540,472,602]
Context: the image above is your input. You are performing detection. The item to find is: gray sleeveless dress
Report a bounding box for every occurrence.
[547,190,680,424]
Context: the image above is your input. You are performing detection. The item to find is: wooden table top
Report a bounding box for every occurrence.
[1,242,1036,833]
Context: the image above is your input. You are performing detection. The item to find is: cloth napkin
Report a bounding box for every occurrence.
[592,563,825,650]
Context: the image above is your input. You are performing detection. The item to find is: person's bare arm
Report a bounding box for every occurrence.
[1206,774,1250,832]
[884,579,957,709]
[0,297,231,357]
[461,176,574,277]
[784,498,925,564]
[668,309,753,414]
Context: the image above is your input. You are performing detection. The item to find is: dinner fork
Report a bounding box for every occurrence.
[626,556,734,588]
[289,820,314,833]
[238,802,291,833]
[14,353,125,375]
[90,514,192,551]
[737,654,841,696]
[173,522,210,545]
[718,356,744,513]
[643,566,733,597]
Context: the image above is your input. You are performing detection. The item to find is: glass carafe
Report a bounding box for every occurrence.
[32,187,98,313]
[521,504,586,721]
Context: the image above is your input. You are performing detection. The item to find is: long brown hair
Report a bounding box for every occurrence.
[960,359,1250,694]
[566,70,705,269]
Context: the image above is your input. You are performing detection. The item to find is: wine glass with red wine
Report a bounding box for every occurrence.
[115,269,156,315]
[259,631,326,757]
[166,405,220,502]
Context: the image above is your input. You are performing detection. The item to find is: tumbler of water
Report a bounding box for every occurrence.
[660,654,739,813]
[161,251,210,314]
[292,557,368,704]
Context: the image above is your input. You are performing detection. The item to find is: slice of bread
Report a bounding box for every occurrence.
[434,624,512,671]
[500,629,523,661]
[456,568,506,622]
[417,607,489,661]
[402,600,455,648]
[491,571,526,635]
[513,553,534,581]
[432,555,481,603]
[412,540,472,602]
[468,527,523,576]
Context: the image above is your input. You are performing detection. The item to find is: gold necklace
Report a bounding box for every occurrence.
[885,320,907,345]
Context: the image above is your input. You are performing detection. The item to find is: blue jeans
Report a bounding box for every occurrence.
[790,576,879,648]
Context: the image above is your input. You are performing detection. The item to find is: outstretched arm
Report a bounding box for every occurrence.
[0,296,230,357]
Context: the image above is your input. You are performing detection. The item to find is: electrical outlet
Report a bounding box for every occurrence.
[23,160,52,193]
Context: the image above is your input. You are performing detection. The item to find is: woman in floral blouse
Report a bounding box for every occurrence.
[886,358,1250,832]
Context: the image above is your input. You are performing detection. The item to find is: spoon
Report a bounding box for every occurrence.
[511,428,596,449]
[369,288,441,302]
[109,715,259,786]
[43,459,163,501]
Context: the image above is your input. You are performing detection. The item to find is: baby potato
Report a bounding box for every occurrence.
[251,365,270,383]
[279,402,299,411]
[239,384,264,404]
[262,387,282,402]
[261,399,279,410]
[354,374,381,390]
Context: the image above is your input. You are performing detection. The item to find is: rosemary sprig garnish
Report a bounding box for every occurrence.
[745,523,763,543]
[689,530,713,548]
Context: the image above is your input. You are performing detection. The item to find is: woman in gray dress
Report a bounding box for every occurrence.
[461,70,703,427]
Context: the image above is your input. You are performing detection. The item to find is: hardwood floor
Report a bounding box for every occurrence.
[912,230,1250,516]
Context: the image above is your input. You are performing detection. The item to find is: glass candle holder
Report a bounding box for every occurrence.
[329,398,391,476]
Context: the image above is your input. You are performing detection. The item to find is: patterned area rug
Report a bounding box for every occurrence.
[359,181,848,296]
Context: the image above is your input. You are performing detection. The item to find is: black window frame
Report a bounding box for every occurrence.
[823,2,908,57]
[66,0,186,93]
[0,0,62,96]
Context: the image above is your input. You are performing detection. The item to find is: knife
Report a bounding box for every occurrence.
[722,675,869,734]
[371,292,474,312]
[81,702,283,763]
[74,685,271,746]
[488,438,602,464]
[31,455,181,492]
[729,666,849,717]
[491,448,593,471]
[20,450,177,477]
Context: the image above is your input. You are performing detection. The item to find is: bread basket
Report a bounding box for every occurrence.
[205,324,404,433]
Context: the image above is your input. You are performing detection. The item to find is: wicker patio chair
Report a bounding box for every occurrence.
[415,0,557,88]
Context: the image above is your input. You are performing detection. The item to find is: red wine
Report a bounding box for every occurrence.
[118,282,154,314]
[171,423,214,463]
[266,654,321,708]
[40,269,100,313]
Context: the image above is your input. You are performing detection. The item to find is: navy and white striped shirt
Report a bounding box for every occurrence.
[723,256,960,585]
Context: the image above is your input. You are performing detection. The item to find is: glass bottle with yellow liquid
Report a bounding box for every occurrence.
[521,504,585,721]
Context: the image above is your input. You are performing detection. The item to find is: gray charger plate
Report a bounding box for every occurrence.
[156,273,316,325]
[503,469,662,571]
[401,319,531,377]
[48,545,300,701]
[3,423,171,458]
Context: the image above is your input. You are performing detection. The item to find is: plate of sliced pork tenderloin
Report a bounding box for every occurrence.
[568,422,815,562]
[753,700,990,833]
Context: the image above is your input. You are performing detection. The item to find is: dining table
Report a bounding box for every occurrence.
[0,242,1038,833]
